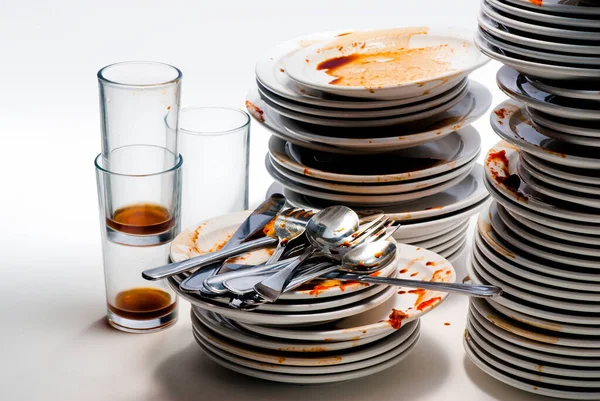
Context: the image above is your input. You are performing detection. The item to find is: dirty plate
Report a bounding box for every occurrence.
[285,27,487,100]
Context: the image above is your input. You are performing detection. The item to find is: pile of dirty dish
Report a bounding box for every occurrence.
[466,1,600,399]
[246,27,492,261]
[165,208,455,384]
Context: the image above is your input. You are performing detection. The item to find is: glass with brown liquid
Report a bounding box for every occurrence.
[95,150,182,333]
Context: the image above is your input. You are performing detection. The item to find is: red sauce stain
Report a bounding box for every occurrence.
[245,101,264,122]
[426,261,436,266]
[444,322,451,326]
[167,106,171,110]
[425,206,443,210]
[494,108,509,125]
[262,219,276,237]
[398,290,407,294]
[388,308,409,329]
[408,288,427,305]
[529,0,542,5]
[399,268,409,274]
[208,234,233,252]
[417,297,442,311]
[279,68,285,72]
[410,272,419,277]
[370,271,381,277]
[317,54,361,71]
[324,338,333,342]
[374,251,383,258]
[445,270,451,275]
[302,168,313,176]
[487,149,527,202]
[336,32,353,37]
[430,269,448,283]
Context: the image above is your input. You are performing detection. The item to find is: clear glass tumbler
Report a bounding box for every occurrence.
[95,146,182,333]
[175,107,250,228]
[97,61,182,167]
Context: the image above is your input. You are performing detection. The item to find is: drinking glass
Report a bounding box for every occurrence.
[175,107,250,228]
[95,146,182,333]
[97,61,182,167]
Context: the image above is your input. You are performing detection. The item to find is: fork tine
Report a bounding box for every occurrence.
[353,219,394,246]
[352,217,391,243]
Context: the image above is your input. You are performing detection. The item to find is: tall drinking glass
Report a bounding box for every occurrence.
[95,146,182,333]
[97,61,182,167]
[175,107,250,228]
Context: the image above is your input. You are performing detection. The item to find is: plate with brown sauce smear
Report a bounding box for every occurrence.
[285,27,488,100]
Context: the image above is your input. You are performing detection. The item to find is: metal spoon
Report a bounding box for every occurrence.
[266,208,314,263]
[253,205,360,302]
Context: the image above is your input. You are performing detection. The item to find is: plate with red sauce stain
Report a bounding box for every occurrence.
[193,322,420,383]
[285,27,487,100]
[170,210,399,301]
[486,0,600,29]
[503,0,600,15]
[238,244,454,341]
[483,140,600,225]
[255,30,460,110]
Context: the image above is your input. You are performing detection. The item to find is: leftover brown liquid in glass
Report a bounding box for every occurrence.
[108,287,176,320]
[107,203,174,235]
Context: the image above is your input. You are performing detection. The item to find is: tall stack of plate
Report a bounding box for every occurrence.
[167,211,455,383]
[467,2,600,398]
[246,28,492,261]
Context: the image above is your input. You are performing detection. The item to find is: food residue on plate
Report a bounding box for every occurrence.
[416,297,442,311]
[245,100,264,122]
[388,308,409,329]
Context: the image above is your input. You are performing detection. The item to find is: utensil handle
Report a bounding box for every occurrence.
[141,236,278,280]
[203,256,300,293]
[253,248,314,301]
[345,276,502,298]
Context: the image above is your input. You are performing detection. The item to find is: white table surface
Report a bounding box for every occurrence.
[0,0,556,399]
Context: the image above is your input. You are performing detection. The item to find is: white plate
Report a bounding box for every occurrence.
[521,150,600,185]
[252,84,469,128]
[267,156,470,206]
[268,130,481,184]
[194,321,420,375]
[526,78,600,102]
[503,0,600,15]
[519,163,600,209]
[520,154,600,196]
[504,205,600,247]
[402,218,469,244]
[170,210,398,301]
[488,201,600,269]
[195,331,419,384]
[478,12,600,56]
[257,78,468,119]
[171,278,396,326]
[496,202,600,258]
[478,30,600,66]
[465,328,600,389]
[527,107,600,139]
[468,252,600,321]
[259,82,490,153]
[407,220,469,247]
[428,229,467,255]
[486,0,600,28]
[276,163,486,221]
[484,140,600,225]
[238,244,455,341]
[467,320,600,380]
[474,221,600,286]
[497,67,600,121]
[528,120,600,148]
[487,299,600,337]
[475,29,600,80]
[482,0,600,41]
[193,315,418,366]
[471,297,600,350]
[468,310,600,367]
[254,30,460,110]
[464,331,600,400]
[191,309,391,352]
[267,154,476,195]
[472,230,600,301]
[284,27,487,100]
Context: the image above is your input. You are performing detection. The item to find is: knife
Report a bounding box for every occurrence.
[141,194,286,281]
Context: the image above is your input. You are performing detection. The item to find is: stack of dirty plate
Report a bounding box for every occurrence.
[167,211,455,383]
[246,27,492,261]
[467,2,600,398]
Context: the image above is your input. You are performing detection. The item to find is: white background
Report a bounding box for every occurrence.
[0,1,545,400]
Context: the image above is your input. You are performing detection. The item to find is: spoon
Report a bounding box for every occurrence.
[266,208,314,263]
[224,239,397,297]
[253,205,360,302]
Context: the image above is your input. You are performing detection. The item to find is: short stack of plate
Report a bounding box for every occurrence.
[246,27,492,260]
[167,211,455,383]
[468,3,600,397]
